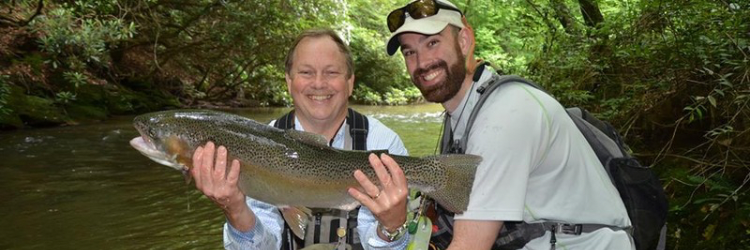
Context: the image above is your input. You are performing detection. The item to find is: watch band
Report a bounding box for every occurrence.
[379,222,408,241]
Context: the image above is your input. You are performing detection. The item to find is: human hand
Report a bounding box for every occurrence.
[190,142,248,217]
[348,153,408,236]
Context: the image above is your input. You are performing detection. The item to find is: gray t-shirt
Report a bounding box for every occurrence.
[451,69,634,249]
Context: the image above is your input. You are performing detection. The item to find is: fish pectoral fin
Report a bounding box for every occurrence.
[280,206,312,239]
[285,130,329,147]
[181,168,192,185]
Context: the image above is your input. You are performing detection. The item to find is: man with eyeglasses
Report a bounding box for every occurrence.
[350,0,636,249]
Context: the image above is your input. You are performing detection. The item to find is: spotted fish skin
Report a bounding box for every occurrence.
[130,110,480,213]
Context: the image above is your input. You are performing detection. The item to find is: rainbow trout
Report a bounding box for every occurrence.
[130,110,479,219]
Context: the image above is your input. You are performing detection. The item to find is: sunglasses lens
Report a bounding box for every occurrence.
[408,0,438,19]
[387,9,405,32]
[387,0,448,33]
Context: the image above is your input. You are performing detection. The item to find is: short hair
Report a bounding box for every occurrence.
[284,29,354,79]
[449,25,461,37]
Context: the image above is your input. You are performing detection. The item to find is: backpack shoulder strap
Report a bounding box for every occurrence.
[457,74,544,153]
[439,114,453,154]
[274,110,296,129]
[346,108,369,151]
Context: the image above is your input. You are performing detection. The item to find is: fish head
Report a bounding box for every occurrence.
[130,110,213,172]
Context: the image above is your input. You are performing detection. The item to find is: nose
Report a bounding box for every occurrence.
[311,73,328,89]
[414,50,435,71]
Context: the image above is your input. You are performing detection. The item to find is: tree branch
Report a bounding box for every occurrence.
[0,0,42,27]
[18,0,43,26]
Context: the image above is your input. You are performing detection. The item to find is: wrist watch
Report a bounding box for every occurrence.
[379,222,407,241]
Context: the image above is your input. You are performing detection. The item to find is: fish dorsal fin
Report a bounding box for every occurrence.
[285,129,329,147]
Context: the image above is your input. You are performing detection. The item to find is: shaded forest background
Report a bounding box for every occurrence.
[1,0,748,248]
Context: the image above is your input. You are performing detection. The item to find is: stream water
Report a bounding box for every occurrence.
[0,104,444,249]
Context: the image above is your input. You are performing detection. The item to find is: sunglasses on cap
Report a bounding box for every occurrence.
[387,0,463,32]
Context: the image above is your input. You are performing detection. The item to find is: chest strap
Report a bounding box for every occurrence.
[274,108,368,151]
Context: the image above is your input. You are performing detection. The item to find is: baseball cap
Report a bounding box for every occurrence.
[386,0,464,56]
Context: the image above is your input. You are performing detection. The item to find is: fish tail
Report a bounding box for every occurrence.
[426,154,481,213]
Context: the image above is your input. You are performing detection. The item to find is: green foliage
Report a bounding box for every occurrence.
[63,71,88,89]
[346,1,412,96]
[0,75,11,115]
[1,0,750,248]
[32,6,135,69]
[352,84,382,105]
[54,91,76,105]
[383,87,408,105]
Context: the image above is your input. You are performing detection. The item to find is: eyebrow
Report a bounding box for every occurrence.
[401,33,440,51]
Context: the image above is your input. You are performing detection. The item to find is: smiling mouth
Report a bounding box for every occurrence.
[308,95,333,101]
[419,68,445,85]
[423,70,442,81]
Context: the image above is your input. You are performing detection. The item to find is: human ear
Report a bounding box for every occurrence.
[458,26,473,57]
[285,72,293,95]
[459,17,479,73]
[347,75,355,96]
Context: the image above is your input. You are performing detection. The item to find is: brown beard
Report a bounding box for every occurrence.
[412,44,467,103]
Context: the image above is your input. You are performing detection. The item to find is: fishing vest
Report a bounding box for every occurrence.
[430,67,667,250]
[274,108,369,250]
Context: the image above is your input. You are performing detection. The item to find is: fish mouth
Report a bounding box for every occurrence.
[129,135,156,155]
[130,135,186,171]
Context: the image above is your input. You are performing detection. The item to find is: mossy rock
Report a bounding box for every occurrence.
[0,85,70,128]
[0,111,23,129]
[75,84,106,105]
[66,104,108,122]
[105,86,181,114]
[17,95,70,126]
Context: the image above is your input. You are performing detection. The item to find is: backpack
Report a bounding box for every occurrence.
[274,108,368,250]
[439,74,668,250]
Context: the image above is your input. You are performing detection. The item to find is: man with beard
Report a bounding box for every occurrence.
[349,0,635,249]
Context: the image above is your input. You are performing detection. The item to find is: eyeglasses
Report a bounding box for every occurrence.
[387,0,463,32]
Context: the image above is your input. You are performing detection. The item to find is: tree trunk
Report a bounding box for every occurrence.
[579,0,604,28]
[549,0,578,34]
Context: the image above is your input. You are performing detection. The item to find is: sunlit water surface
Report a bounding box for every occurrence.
[0,104,443,249]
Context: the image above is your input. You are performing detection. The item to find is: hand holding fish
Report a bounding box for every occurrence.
[348,153,409,239]
[131,110,480,217]
[191,141,255,232]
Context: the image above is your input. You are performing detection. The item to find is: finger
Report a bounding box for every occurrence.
[191,146,204,179]
[354,169,381,198]
[214,145,228,181]
[347,187,379,212]
[368,153,392,188]
[226,159,241,187]
[202,142,215,170]
[380,154,407,190]
[200,142,216,188]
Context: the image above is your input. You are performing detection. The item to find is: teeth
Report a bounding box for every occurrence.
[310,95,332,101]
[424,71,440,81]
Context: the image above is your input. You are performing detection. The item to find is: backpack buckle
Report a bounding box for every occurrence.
[557,224,582,235]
